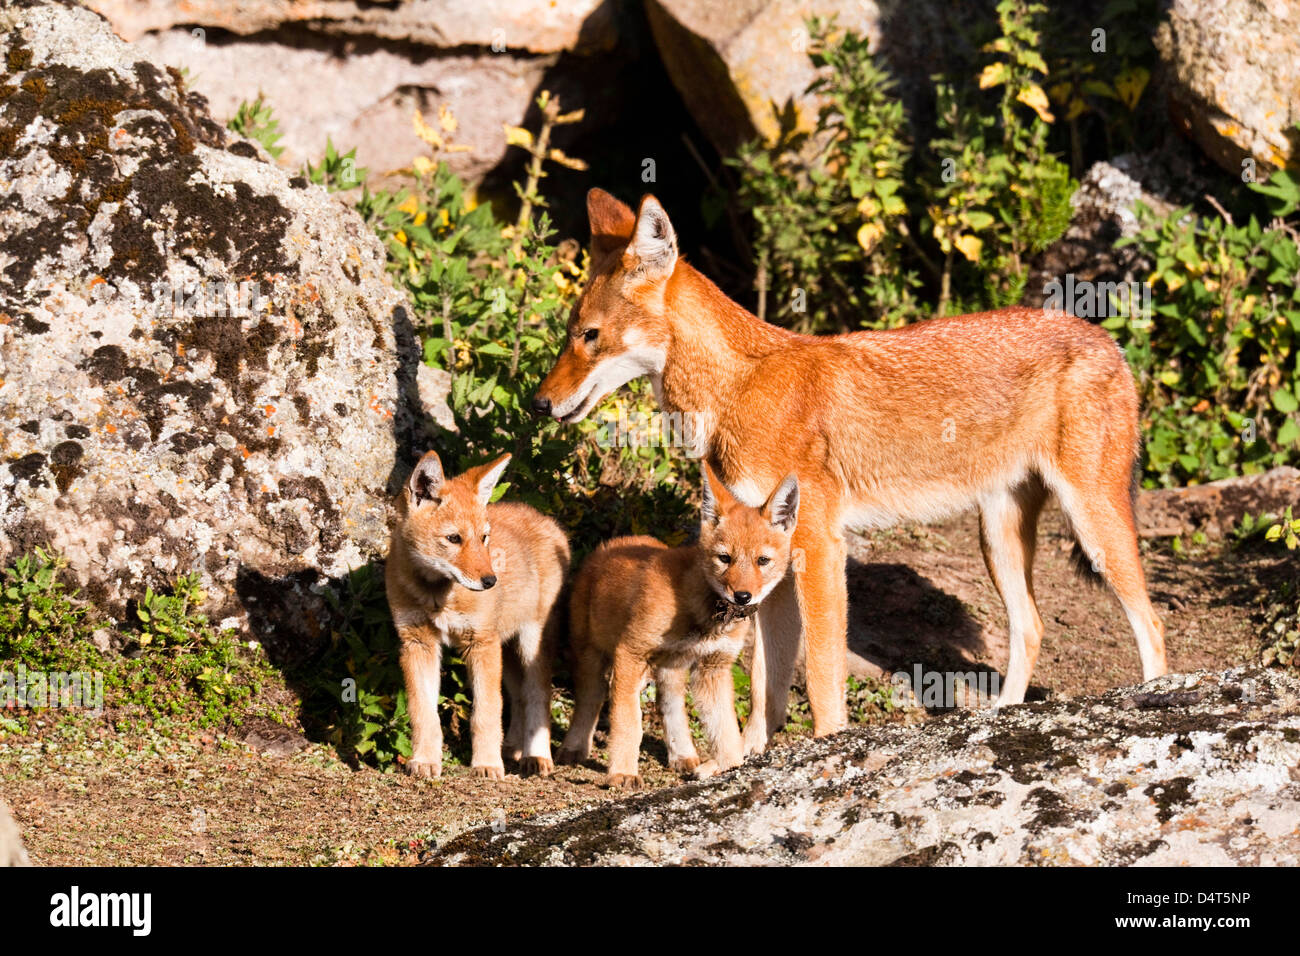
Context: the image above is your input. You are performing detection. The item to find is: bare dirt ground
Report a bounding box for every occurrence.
[1,507,1281,866]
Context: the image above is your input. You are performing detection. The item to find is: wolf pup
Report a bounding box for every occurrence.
[559,463,798,788]
[386,451,570,779]
[535,188,1168,749]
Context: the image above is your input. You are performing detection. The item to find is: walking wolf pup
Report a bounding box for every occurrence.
[386,451,570,779]
[560,463,799,788]
[534,188,1167,751]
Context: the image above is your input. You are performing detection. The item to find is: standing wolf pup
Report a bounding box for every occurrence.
[561,463,798,788]
[386,451,569,779]
[534,188,1167,751]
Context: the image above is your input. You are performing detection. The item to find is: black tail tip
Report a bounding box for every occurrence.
[1069,541,1107,588]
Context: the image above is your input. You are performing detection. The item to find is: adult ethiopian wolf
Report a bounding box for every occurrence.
[533,188,1166,750]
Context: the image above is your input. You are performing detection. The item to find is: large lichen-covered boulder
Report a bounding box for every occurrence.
[83,0,617,183]
[1155,0,1300,176]
[0,0,413,655]
[432,668,1300,865]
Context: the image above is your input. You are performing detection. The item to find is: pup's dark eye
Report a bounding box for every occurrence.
[446,533,462,545]
[756,556,771,566]
[582,328,599,344]
[717,553,731,565]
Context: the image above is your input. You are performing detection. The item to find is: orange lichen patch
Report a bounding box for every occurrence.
[368,394,392,419]
[263,404,275,417]
[267,425,276,437]
[88,276,106,288]
[0,314,12,324]
[104,423,116,434]
[237,444,250,459]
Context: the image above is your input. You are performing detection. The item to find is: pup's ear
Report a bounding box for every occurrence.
[588,188,636,263]
[467,453,512,506]
[623,195,677,280]
[408,451,445,506]
[763,474,799,533]
[700,461,738,526]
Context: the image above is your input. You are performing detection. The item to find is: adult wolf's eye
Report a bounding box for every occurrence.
[446,533,462,545]
[717,553,731,565]
[582,328,599,344]
[756,556,771,566]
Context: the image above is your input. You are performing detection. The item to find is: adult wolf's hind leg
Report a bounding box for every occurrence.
[980,477,1048,707]
[1053,468,1167,684]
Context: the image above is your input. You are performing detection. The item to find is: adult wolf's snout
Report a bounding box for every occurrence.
[530,395,552,417]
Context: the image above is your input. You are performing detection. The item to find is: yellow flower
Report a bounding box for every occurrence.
[979,63,1008,89]
[397,194,419,216]
[394,229,407,245]
[438,105,458,133]
[412,156,435,176]
[413,109,443,149]
[1016,85,1055,123]
[438,208,450,227]
[954,234,983,262]
[547,148,588,170]
[856,222,885,255]
[504,125,534,149]
[413,211,427,227]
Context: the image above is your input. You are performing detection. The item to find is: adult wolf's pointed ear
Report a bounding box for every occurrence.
[588,188,636,262]
[624,195,677,280]
[408,451,445,506]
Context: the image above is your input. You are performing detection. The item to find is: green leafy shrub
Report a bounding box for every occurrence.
[925,0,1076,311]
[730,17,918,332]
[0,551,281,734]
[1114,169,1300,486]
[730,4,1074,329]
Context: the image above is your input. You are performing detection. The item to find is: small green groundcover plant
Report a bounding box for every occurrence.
[0,549,284,736]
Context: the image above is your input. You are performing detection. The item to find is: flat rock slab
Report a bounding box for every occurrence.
[1138,467,1300,538]
[431,668,1300,866]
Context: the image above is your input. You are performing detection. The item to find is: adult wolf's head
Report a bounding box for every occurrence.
[532,188,677,423]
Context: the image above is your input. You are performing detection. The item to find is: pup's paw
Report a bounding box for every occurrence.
[740,725,768,758]
[405,759,442,779]
[669,755,700,774]
[471,764,505,780]
[605,772,644,790]
[519,756,553,778]
[555,747,587,766]
[692,760,719,780]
